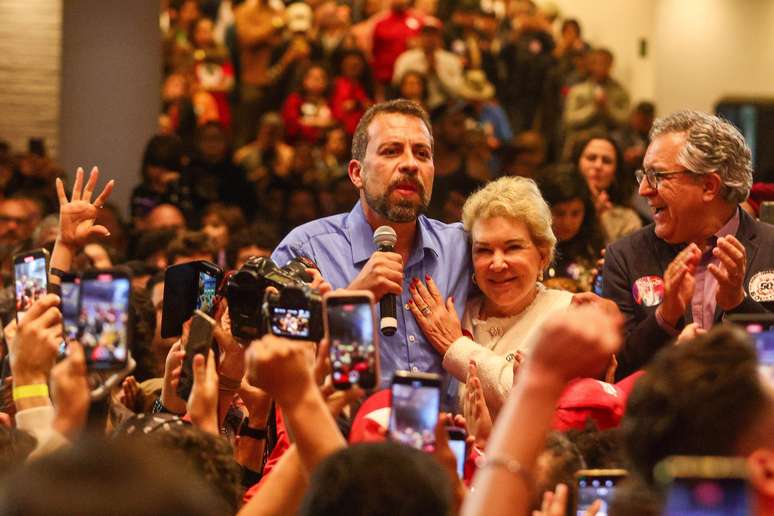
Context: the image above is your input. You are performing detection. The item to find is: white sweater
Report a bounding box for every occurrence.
[442,286,573,414]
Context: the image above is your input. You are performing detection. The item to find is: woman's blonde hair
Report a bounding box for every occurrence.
[461,176,556,263]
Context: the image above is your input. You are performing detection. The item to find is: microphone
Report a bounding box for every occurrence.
[373,225,398,337]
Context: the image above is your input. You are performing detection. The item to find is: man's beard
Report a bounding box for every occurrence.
[363,177,430,223]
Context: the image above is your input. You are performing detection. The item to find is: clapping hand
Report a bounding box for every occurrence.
[709,235,747,311]
[657,245,700,327]
[56,166,114,251]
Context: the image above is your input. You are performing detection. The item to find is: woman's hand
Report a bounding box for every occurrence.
[407,275,462,356]
[464,361,492,449]
[55,166,114,251]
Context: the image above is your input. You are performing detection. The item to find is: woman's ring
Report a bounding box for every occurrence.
[420,306,432,316]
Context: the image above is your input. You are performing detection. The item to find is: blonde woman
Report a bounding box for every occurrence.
[408,177,573,414]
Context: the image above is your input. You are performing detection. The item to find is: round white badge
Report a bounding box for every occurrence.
[748,270,774,302]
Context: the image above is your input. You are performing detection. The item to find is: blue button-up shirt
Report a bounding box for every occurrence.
[272,201,472,406]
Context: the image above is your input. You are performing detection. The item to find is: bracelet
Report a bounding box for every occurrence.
[477,455,533,487]
[12,384,49,401]
[219,375,241,391]
[49,267,69,279]
[239,424,267,440]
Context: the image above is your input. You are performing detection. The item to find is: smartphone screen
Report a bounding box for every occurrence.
[61,276,80,341]
[178,310,216,400]
[195,268,219,316]
[447,428,466,478]
[663,477,750,516]
[326,296,377,389]
[741,321,774,381]
[14,253,48,322]
[576,472,625,516]
[270,306,311,338]
[79,273,130,370]
[727,315,774,381]
[389,373,441,452]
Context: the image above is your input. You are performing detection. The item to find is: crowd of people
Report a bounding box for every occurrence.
[1,0,774,515]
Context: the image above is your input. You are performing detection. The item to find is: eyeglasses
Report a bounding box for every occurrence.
[635,169,695,189]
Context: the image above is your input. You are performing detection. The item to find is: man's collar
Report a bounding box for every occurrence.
[345,201,441,266]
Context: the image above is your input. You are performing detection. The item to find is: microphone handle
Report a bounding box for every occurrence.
[376,243,397,336]
[380,293,397,337]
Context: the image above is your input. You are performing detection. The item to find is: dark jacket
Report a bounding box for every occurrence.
[602,208,774,379]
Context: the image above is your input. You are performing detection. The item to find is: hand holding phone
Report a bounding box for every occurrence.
[14,248,50,323]
[8,293,62,383]
[178,310,216,401]
[575,469,627,516]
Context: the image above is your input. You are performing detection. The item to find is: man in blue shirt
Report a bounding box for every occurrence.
[272,100,472,402]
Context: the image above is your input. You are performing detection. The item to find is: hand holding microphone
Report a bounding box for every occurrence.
[346,226,403,335]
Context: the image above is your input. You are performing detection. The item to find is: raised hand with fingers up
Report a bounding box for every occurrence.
[55,166,114,251]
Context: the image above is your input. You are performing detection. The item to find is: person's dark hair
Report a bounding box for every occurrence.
[299,442,453,516]
[129,289,159,380]
[592,47,614,62]
[334,47,375,98]
[565,419,624,470]
[0,426,36,475]
[202,203,246,235]
[571,132,634,204]
[533,432,585,511]
[622,326,771,485]
[0,438,228,515]
[131,228,178,262]
[166,230,216,265]
[561,18,581,36]
[141,134,185,181]
[226,222,281,268]
[539,165,605,265]
[351,100,433,163]
[634,101,656,119]
[145,425,242,513]
[297,62,332,98]
[396,70,430,104]
[607,477,663,516]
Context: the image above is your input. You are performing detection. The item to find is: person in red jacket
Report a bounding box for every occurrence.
[281,63,335,144]
[371,0,425,96]
[330,48,374,136]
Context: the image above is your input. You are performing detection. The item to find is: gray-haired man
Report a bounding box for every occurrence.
[602,110,774,378]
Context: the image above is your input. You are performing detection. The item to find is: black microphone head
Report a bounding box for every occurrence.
[374,225,397,249]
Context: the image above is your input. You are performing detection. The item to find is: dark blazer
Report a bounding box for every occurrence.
[602,209,774,379]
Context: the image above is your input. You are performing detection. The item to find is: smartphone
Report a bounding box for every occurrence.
[323,291,379,390]
[60,273,80,337]
[389,371,442,452]
[269,305,313,339]
[447,427,467,479]
[195,261,222,316]
[78,269,131,371]
[13,248,50,323]
[161,261,222,338]
[575,469,627,516]
[59,272,80,359]
[726,314,774,381]
[592,271,604,296]
[656,456,750,516]
[177,310,216,401]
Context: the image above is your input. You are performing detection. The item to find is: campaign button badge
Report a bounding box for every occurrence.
[632,275,664,307]
[748,270,774,302]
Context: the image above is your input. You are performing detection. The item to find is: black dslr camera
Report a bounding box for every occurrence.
[225,256,323,341]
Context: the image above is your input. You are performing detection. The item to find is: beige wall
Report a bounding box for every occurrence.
[0,0,62,157]
[547,0,774,116]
